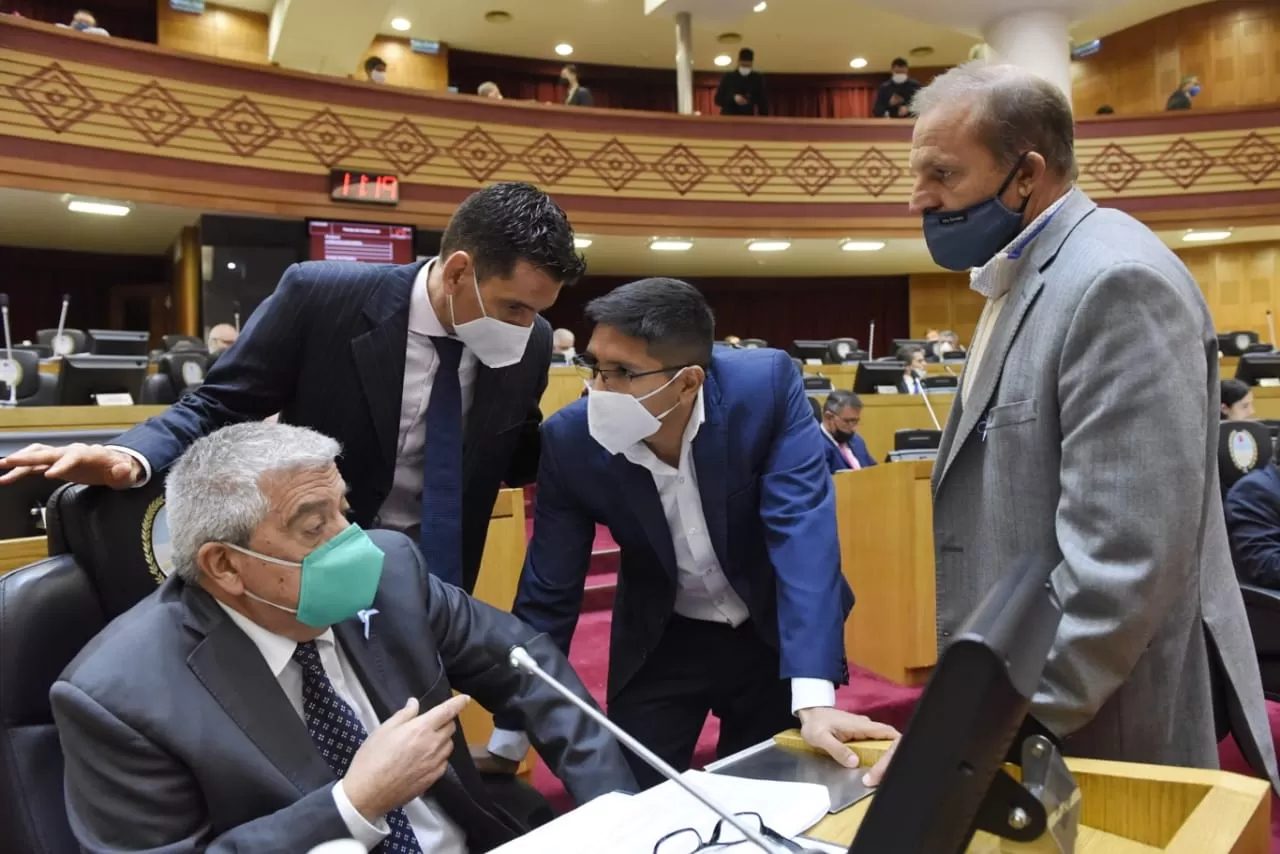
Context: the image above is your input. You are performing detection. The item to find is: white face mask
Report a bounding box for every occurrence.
[891,72,908,84]
[371,70,387,83]
[587,369,686,455]
[738,66,752,77]
[449,269,534,368]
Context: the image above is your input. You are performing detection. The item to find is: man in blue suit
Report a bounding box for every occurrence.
[0,182,581,595]
[820,390,877,472]
[487,278,897,787]
[1226,464,1280,589]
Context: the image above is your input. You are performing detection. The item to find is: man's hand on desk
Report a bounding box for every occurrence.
[796,707,900,769]
[0,443,141,487]
[860,736,898,787]
[469,744,519,775]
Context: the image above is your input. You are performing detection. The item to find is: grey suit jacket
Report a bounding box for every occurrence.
[932,189,1278,788]
[51,530,636,853]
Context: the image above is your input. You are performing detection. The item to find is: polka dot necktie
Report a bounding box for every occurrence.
[292,641,424,853]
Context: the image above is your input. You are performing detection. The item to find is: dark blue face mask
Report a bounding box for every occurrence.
[922,156,1030,272]
[1188,84,1201,97]
[71,20,90,29]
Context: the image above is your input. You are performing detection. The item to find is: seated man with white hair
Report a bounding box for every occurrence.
[51,422,635,853]
[551,327,575,361]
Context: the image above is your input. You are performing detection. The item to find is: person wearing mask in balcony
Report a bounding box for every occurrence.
[478,81,504,100]
[561,65,594,107]
[60,9,109,35]
[1166,75,1200,111]
[364,56,388,85]
[872,58,921,118]
[715,48,769,117]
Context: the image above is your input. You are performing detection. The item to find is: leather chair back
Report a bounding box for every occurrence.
[739,338,768,349]
[35,329,87,357]
[1219,421,1274,495]
[162,334,204,351]
[140,350,210,405]
[0,555,105,854]
[826,338,860,363]
[0,349,57,406]
[1241,585,1280,702]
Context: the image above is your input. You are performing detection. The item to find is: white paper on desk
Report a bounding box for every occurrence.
[490,771,830,854]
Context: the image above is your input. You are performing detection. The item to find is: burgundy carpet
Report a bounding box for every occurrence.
[529,609,1280,851]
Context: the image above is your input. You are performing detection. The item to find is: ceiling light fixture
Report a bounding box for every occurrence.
[753,1,767,11]
[714,54,732,67]
[649,238,694,252]
[66,197,132,217]
[849,57,867,69]
[841,239,886,252]
[484,10,512,24]
[1182,229,1232,242]
[747,239,791,252]
[390,17,411,31]
[573,236,593,249]
[555,43,574,56]
[226,262,238,270]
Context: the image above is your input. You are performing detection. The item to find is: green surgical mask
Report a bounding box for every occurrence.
[225,524,385,629]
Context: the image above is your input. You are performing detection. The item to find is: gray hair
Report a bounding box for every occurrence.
[824,389,862,414]
[166,422,341,583]
[911,61,1077,180]
[553,327,575,348]
[477,81,500,97]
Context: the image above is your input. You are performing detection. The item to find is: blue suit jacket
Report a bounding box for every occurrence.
[112,260,550,591]
[1226,464,1280,589]
[512,348,852,701]
[822,432,877,473]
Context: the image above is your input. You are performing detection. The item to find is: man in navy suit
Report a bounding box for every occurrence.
[0,182,581,595]
[486,278,897,787]
[1226,464,1280,589]
[820,390,877,472]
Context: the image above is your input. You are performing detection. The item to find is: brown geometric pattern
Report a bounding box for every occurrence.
[587,138,645,191]
[372,118,437,175]
[293,108,361,167]
[6,61,102,134]
[784,147,839,196]
[1154,138,1213,189]
[1085,143,1144,193]
[449,126,509,183]
[1223,132,1280,185]
[521,133,577,185]
[848,148,903,197]
[654,144,709,195]
[112,80,195,147]
[205,96,281,158]
[720,145,775,196]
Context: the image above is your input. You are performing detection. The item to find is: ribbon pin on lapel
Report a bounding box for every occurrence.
[357,608,379,640]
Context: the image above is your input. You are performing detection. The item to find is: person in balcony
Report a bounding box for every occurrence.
[364,56,388,84]
[561,65,594,107]
[872,58,921,118]
[478,81,504,100]
[1166,75,1200,111]
[59,9,108,35]
[715,48,768,117]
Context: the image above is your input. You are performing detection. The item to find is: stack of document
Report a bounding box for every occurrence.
[491,771,833,854]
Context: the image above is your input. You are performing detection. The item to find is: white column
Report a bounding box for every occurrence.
[675,11,694,115]
[981,8,1072,107]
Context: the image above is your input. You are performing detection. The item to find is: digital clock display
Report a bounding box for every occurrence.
[330,169,400,206]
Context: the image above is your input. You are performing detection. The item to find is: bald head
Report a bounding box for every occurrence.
[207,323,238,355]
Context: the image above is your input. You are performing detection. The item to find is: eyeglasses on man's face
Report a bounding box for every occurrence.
[572,354,691,389]
[652,811,821,854]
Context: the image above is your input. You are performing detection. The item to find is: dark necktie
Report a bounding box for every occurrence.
[292,641,424,853]
[420,337,464,587]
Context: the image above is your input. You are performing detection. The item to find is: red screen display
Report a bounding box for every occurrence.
[308,221,415,265]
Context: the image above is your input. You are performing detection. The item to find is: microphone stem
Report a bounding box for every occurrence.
[1,307,12,407]
[918,376,941,430]
[55,298,69,356]
[510,650,792,854]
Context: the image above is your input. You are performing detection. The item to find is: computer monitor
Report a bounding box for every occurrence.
[894,429,942,452]
[14,344,52,359]
[1235,353,1280,387]
[792,340,831,364]
[803,375,833,393]
[922,375,959,393]
[853,361,906,394]
[86,330,150,357]
[849,553,1066,854]
[56,355,149,406]
[891,338,930,355]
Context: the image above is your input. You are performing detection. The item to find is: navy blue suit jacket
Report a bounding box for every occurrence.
[512,348,853,701]
[112,260,550,591]
[822,432,877,473]
[1226,464,1280,589]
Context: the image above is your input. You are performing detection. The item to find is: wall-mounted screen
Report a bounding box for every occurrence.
[307,220,415,265]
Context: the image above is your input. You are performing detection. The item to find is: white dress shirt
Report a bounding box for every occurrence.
[216,603,468,853]
[488,389,835,762]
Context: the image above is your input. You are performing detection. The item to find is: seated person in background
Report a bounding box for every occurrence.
[897,345,926,394]
[1166,75,1199,111]
[478,81,503,99]
[52,422,635,853]
[937,329,964,356]
[1226,463,1280,589]
[491,278,897,789]
[723,334,742,348]
[1222,378,1255,421]
[206,322,238,356]
[820,390,876,472]
[364,55,388,84]
[552,327,576,361]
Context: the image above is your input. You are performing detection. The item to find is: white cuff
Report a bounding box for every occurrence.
[790,678,837,714]
[106,446,152,487]
[332,780,390,850]
[487,728,532,763]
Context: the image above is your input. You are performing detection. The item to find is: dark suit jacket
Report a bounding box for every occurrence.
[51,530,635,854]
[714,70,769,116]
[896,375,923,395]
[822,432,876,472]
[511,348,851,702]
[1226,464,1280,589]
[872,78,922,117]
[112,260,549,592]
[566,87,594,107]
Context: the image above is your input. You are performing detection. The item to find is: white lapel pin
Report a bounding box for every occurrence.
[357,608,379,640]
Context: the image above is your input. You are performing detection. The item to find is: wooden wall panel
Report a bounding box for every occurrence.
[156,0,269,65]
[358,37,449,92]
[908,272,982,345]
[1071,0,1280,115]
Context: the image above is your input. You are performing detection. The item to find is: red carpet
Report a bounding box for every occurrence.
[530,609,1280,851]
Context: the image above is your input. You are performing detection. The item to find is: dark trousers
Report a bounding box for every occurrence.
[608,615,795,789]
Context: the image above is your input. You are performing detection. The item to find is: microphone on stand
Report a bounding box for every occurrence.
[914,371,942,430]
[1267,310,1276,353]
[232,300,242,333]
[54,293,70,357]
[507,646,796,854]
[867,320,876,361]
[0,295,14,407]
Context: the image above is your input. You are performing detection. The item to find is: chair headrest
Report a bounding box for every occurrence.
[46,479,170,620]
[35,329,86,357]
[0,349,40,399]
[158,351,209,391]
[1219,421,1274,491]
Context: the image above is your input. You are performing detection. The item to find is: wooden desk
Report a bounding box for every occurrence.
[541,366,583,419]
[835,462,937,685]
[0,405,167,432]
[854,394,954,464]
[771,731,1272,853]
[1249,385,1280,419]
[37,360,158,376]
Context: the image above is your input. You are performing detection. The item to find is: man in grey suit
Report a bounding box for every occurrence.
[865,62,1277,788]
[51,422,636,853]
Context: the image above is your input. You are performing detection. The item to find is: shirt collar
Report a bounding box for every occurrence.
[215,599,335,678]
[621,386,705,474]
[820,424,842,448]
[409,257,449,337]
[969,190,1071,300]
